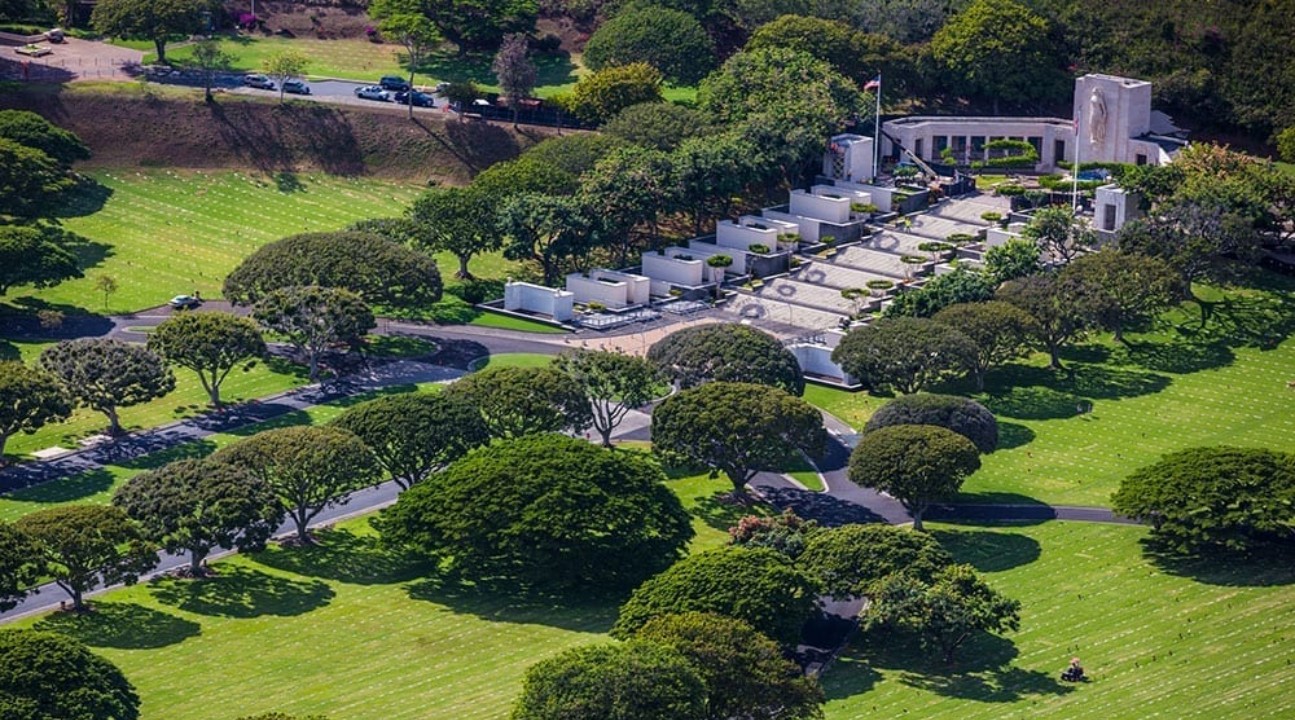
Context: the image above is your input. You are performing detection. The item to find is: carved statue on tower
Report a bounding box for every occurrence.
[1088,87,1107,147]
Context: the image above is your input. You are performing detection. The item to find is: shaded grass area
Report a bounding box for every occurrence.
[821,521,1294,719]
[802,382,887,430]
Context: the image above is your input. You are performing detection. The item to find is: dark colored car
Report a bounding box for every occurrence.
[379,75,411,92]
[283,79,310,95]
[393,90,435,107]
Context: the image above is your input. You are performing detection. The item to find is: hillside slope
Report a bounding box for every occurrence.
[0,84,554,181]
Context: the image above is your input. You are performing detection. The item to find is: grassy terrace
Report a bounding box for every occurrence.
[12,517,1290,720]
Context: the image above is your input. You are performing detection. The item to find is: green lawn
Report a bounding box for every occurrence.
[466,352,557,371]
[6,170,421,315]
[822,521,1295,720]
[802,382,887,431]
[467,312,569,334]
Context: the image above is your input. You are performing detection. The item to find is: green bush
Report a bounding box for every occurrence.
[864,393,999,453]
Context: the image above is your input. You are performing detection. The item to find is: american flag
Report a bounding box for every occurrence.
[864,76,881,91]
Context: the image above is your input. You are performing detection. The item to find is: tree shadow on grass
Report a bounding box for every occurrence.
[979,385,1083,420]
[251,527,432,585]
[150,564,334,618]
[855,629,1073,703]
[32,601,200,649]
[980,364,1171,420]
[1178,282,1295,351]
[930,527,1042,573]
[820,652,881,701]
[405,572,619,633]
[114,439,217,471]
[1140,541,1294,587]
[0,467,114,500]
[997,422,1035,450]
[52,177,114,218]
[1111,341,1236,375]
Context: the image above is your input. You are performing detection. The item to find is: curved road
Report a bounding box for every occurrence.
[0,316,1131,622]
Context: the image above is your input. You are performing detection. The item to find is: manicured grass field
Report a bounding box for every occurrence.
[9,170,421,314]
[802,382,887,431]
[467,312,570,334]
[821,521,1294,720]
[466,352,557,371]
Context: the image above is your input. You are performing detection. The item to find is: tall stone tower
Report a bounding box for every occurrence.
[1073,74,1152,164]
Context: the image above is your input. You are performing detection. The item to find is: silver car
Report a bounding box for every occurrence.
[354,85,390,101]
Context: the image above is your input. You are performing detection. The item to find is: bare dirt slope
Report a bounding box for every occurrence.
[0,84,555,181]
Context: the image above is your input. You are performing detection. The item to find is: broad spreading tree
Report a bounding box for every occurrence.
[582,6,716,85]
[647,323,804,396]
[330,392,489,489]
[864,563,1021,664]
[553,349,661,447]
[929,0,1062,113]
[411,0,536,55]
[0,361,71,462]
[1112,446,1295,555]
[883,265,997,318]
[90,0,205,64]
[995,271,1089,370]
[511,642,706,720]
[113,458,283,575]
[497,192,598,285]
[1060,249,1180,344]
[603,102,711,152]
[579,145,679,254]
[635,612,826,720]
[569,62,665,125]
[984,237,1042,284]
[799,524,953,599]
[0,522,39,612]
[408,186,502,280]
[444,365,593,439]
[0,226,81,296]
[15,505,158,611]
[211,426,380,543]
[147,311,266,407]
[848,425,982,530]
[1021,207,1096,263]
[39,339,175,436]
[932,301,1038,391]
[0,110,90,168]
[223,231,442,309]
[865,393,999,453]
[252,286,376,381]
[0,139,76,218]
[612,546,819,646]
[379,434,694,590]
[831,317,978,394]
[651,382,826,496]
[0,630,141,720]
[491,32,537,127]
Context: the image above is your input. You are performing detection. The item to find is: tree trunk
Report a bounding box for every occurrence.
[598,426,614,448]
[103,406,123,436]
[68,585,84,612]
[1112,320,1128,346]
[408,70,417,120]
[456,253,474,280]
[308,353,320,381]
[204,378,223,408]
[911,506,926,531]
[1048,341,1064,371]
[0,431,9,463]
[292,511,312,544]
[974,369,985,392]
[190,548,208,576]
[155,38,167,64]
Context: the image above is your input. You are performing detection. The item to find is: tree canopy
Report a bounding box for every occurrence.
[995,271,1088,370]
[113,458,283,574]
[0,630,140,720]
[379,434,694,590]
[0,361,71,461]
[583,6,716,85]
[698,47,862,130]
[647,323,804,395]
[39,339,175,436]
[866,563,1021,664]
[211,426,380,543]
[510,641,707,720]
[799,524,953,598]
[612,546,819,646]
[984,237,1042,284]
[569,62,665,124]
[864,393,998,453]
[443,365,593,439]
[0,110,90,168]
[553,349,661,447]
[90,0,206,63]
[0,226,82,296]
[407,185,501,281]
[252,286,375,381]
[848,425,981,530]
[0,137,76,218]
[15,504,158,611]
[932,301,1038,391]
[1021,207,1095,263]
[1111,446,1295,555]
[0,522,38,612]
[147,311,266,407]
[492,33,538,126]
[929,0,1063,113]
[635,612,826,720]
[330,392,489,489]
[603,102,712,152]
[223,231,442,309]
[883,265,996,318]
[1059,249,1180,344]
[651,382,826,494]
[831,316,977,394]
[407,0,536,55]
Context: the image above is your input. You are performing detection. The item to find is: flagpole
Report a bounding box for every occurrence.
[1072,107,1080,215]
[873,74,881,181]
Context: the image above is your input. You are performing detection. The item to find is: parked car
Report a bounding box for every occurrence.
[434,81,451,94]
[169,295,201,309]
[282,79,310,95]
[354,85,390,101]
[379,75,411,92]
[394,90,435,107]
[243,74,275,90]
